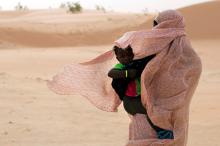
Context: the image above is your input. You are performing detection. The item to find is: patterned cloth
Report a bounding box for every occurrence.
[47,10,202,146]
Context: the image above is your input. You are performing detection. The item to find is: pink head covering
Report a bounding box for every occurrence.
[114,10,186,60]
[47,10,202,146]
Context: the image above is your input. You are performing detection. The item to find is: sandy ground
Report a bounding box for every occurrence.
[0,39,220,146]
[0,45,129,146]
[0,1,220,146]
[0,9,151,47]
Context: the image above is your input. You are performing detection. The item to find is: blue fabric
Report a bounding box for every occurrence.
[144,114,174,140]
[157,130,174,139]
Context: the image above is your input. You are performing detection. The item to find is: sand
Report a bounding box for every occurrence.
[0,1,220,146]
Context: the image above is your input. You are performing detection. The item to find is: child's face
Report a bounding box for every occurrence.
[114,45,134,65]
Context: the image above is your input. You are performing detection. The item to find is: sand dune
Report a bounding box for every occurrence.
[139,1,220,39]
[179,1,220,39]
[0,1,219,47]
[0,9,149,47]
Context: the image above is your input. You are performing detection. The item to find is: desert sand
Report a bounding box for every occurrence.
[0,1,220,146]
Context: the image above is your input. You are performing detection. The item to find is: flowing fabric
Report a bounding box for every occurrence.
[47,10,202,146]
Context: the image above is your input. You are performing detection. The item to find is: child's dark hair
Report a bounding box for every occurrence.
[113,45,133,55]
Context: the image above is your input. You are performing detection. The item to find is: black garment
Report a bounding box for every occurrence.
[123,54,156,75]
[112,79,129,100]
[123,95,146,115]
[145,113,174,139]
[123,95,174,139]
[111,54,156,100]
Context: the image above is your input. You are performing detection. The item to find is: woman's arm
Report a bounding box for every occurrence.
[108,69,137,79]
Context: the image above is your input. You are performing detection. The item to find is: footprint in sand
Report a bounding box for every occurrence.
[0,72,7,76]
[8,121,14,124]
[0,72,11,79]
[35,77,46,82]
[3,131,8,135]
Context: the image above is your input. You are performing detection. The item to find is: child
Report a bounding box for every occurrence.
[107,16,162,116]
[108,45,174,140]
[108,45,155,115]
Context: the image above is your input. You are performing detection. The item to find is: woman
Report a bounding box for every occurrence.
[47,10,202,146]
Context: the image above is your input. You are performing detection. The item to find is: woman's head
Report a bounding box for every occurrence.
[114,10,186,60]
[113,45,134,65]
[153,10,185,29]
[153,19,158,27]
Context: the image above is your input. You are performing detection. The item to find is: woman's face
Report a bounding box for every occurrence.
[153,15,159,27]
[114,45,134,65]
[153,19,158,27]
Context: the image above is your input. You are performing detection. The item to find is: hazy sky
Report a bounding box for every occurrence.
[0,0,211,12]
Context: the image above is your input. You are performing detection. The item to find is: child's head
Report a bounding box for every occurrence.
[113,45,134,65]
